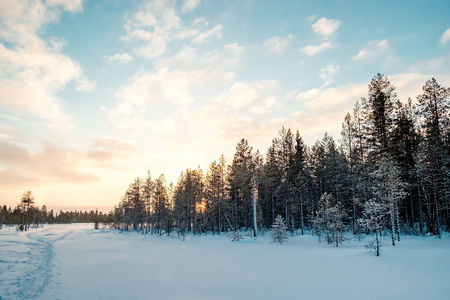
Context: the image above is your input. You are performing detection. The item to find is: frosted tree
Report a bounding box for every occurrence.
[314,192,332,243]
[371,155,407,246]
[271,215,289,245]
[359,200,387,256]
[228,230,244,242]
[327,202,346,247]
[314,193,346,246]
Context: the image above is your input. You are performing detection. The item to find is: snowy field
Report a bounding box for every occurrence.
[0,224,449,300]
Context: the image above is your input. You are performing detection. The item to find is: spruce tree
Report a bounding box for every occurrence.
[271,215,289,245]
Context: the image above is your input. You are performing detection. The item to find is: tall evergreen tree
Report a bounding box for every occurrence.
[228,138,254,231]
[415,78,450,235]
[361,73,397,157]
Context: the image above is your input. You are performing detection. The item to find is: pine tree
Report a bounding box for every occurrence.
[19,191,35,231]
[142,171,154,234]
[94,209,99,230]
[271,215,289,245]
[361,73,397,157]
[228,138,254,231]
[415,78,450,236]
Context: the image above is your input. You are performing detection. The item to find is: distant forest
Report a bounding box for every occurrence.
[2,74,449,246]
[0,191,107,230]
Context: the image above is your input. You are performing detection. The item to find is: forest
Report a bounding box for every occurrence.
[0,192,108,230]
[108,73,450,250]
[2,74,449,254]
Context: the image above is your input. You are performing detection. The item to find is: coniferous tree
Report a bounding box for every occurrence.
[361,73,398,158]
[289,130,311,235]
[19,191,35,231]
[415,78,450,236]
[271,215,289,245]
[142,171,154,234]
[228,138,254,231]
[359,199,386,256]
[314,193,347,247]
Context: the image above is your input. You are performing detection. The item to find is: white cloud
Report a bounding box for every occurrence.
[296,89,320,101]
[0,0,90,132]
[45,0,84,12]
[181,0,201,13]
[319,64,340,87]
[300,42,333,56]
[263,34,293,55]
[109,67,221,131]
[155,43,245,71]
[298,84,366,112]
[104,53,133,64]
[192,17,208,27]
[312,17,341,36]
[440,28,450,44]
[353,39,389,61]
[76,78,96,92]
[214,82,260,109]
[123,1,222,59]
[224,43,245,56]
[192,25,222,44]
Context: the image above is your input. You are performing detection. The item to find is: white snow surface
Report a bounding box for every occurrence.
[0,224,449,300]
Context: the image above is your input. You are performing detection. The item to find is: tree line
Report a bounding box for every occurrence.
[0,191,110,230]
[110,74,449,250]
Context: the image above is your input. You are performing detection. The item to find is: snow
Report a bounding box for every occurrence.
[1,224,449,300]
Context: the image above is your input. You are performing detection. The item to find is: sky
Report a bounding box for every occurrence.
[1,0,449,212]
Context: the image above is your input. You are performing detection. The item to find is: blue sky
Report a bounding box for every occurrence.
[1,0,449,211]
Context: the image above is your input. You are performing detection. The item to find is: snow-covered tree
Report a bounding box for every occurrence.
[228,230,244,242]
[370,155,407,246]
[314,193,346,247]
[271,215,289,245]
[359,200,387,256]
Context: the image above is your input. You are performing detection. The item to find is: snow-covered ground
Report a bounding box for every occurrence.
[0,224,449,300]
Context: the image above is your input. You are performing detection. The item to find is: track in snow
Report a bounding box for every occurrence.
[0,226,73,299]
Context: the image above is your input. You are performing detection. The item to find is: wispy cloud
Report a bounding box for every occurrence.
[104,53,133,64]
[440,28,450,44]
[76,78,96,92]
[319,64,340,87]
[122,0,222,59]
[300,42,333,56]
[155,43,244,71]
[353,39,389,61]
[181,0,201,13]
[192,24,222,44]
[263,34,293,55]
[306,15,317,22]
[0,140,99,188]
